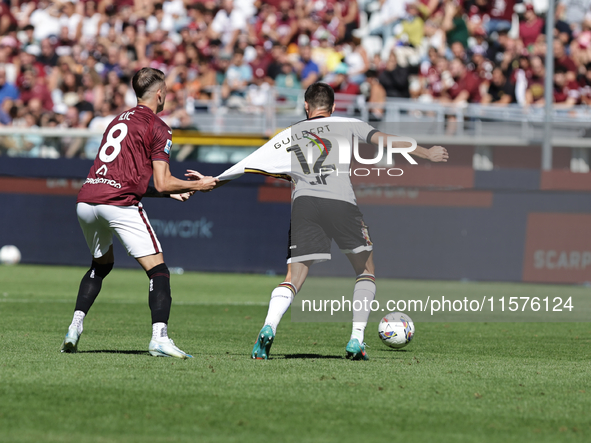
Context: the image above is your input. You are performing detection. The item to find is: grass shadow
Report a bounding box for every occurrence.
[78,350,147,355]
[281,353,344,359]
[376,348,410,352]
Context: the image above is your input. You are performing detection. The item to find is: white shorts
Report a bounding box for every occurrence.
[77,202,162,259]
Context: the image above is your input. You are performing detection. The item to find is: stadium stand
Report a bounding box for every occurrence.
[0,0,589,172]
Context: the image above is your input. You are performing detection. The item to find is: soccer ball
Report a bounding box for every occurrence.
[0,245,21,265]
[378,312,415,349]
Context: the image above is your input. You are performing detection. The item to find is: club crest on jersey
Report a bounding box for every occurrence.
[164,139,172,155]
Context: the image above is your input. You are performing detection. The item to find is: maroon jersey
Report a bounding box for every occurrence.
[490,0,515,22]
[77,105,171,206]
[448,71,483,103]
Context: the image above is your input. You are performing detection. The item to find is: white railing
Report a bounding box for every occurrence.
[190,86,591,145]
[1,86,590,171]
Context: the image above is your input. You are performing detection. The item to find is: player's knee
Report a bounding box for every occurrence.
[146,262,170,279]
[91,261,113,279]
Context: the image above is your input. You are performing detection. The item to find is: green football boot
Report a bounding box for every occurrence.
[345,338,369,361]
[251,325,275,360]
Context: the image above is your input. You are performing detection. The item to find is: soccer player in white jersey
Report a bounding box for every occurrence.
[194,82,448,360]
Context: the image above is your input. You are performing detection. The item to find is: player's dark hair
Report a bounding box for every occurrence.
[132,67,165,100]
[304,82,334,113]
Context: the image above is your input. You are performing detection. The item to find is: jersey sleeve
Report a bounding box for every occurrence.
[151,121,172,163]
[352,120,379,144]
[216,156,249,181]
[217,128,292,181]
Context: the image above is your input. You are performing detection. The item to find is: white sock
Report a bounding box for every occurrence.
[152,322,168,340]
[351,274,376,344]
[351,323,365,343]
[70,310,85,334]
[263,283,296,335]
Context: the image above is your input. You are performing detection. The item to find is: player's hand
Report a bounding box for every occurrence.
[170,192,193,202]
[185,169,218,192]
[185,169,205,180]
[194,176,219,192]
[428,146,449,162]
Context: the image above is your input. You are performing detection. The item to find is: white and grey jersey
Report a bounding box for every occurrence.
[217,116,377,205]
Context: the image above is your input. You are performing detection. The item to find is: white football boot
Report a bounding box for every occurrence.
[149,337,193,359]
[60,326,81,353]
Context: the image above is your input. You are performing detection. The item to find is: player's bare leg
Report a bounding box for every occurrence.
[136,253,192,359]
[252,261,312,360]
[345,251,376,360]
[61,246,115,353]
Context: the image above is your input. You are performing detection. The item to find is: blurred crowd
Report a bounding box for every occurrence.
[0,0,590,157]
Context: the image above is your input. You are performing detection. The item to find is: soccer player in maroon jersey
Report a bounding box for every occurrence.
[60,67,218,359]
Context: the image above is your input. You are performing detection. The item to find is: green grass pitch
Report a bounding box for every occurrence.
[1,265,590,443]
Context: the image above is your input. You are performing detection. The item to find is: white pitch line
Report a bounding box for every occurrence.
[0,298,267,306]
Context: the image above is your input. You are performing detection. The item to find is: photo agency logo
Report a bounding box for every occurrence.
[283,123,418,180]
[348,134,418,177]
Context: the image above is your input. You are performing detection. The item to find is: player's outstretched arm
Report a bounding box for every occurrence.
[185,169,230,190]
[153,161,218,194]
[143,186,192,202]
[170,192,193,202]
[370,131,449,162]
[411,145,448,162]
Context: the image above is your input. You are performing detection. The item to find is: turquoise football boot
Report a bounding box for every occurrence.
[345,338,369,361]
[251,325,275,360]
[60,326,81,353]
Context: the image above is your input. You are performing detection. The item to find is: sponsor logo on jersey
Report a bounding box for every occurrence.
[164,139,172,155]
[302,131,329,154]
[84,177,122,189]
[96,165,108,176]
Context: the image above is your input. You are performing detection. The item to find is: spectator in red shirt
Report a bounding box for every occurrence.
[519,4,544,48]
[19,69,53,111]
[337,0,360,41]
[420,50,451,99]
[330,63,360,95]
[466,0,490,37]
[553,66,580,106]
[249,44,272,81]
[525,55,545,104]
[252,1,298,47]
[554,39,577,82]
[273,1,299,46]
[0,2,18,35]
[446,58,483,103]
[471,46,494,82]
[486,0,515,34]
[579,62,591,105]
